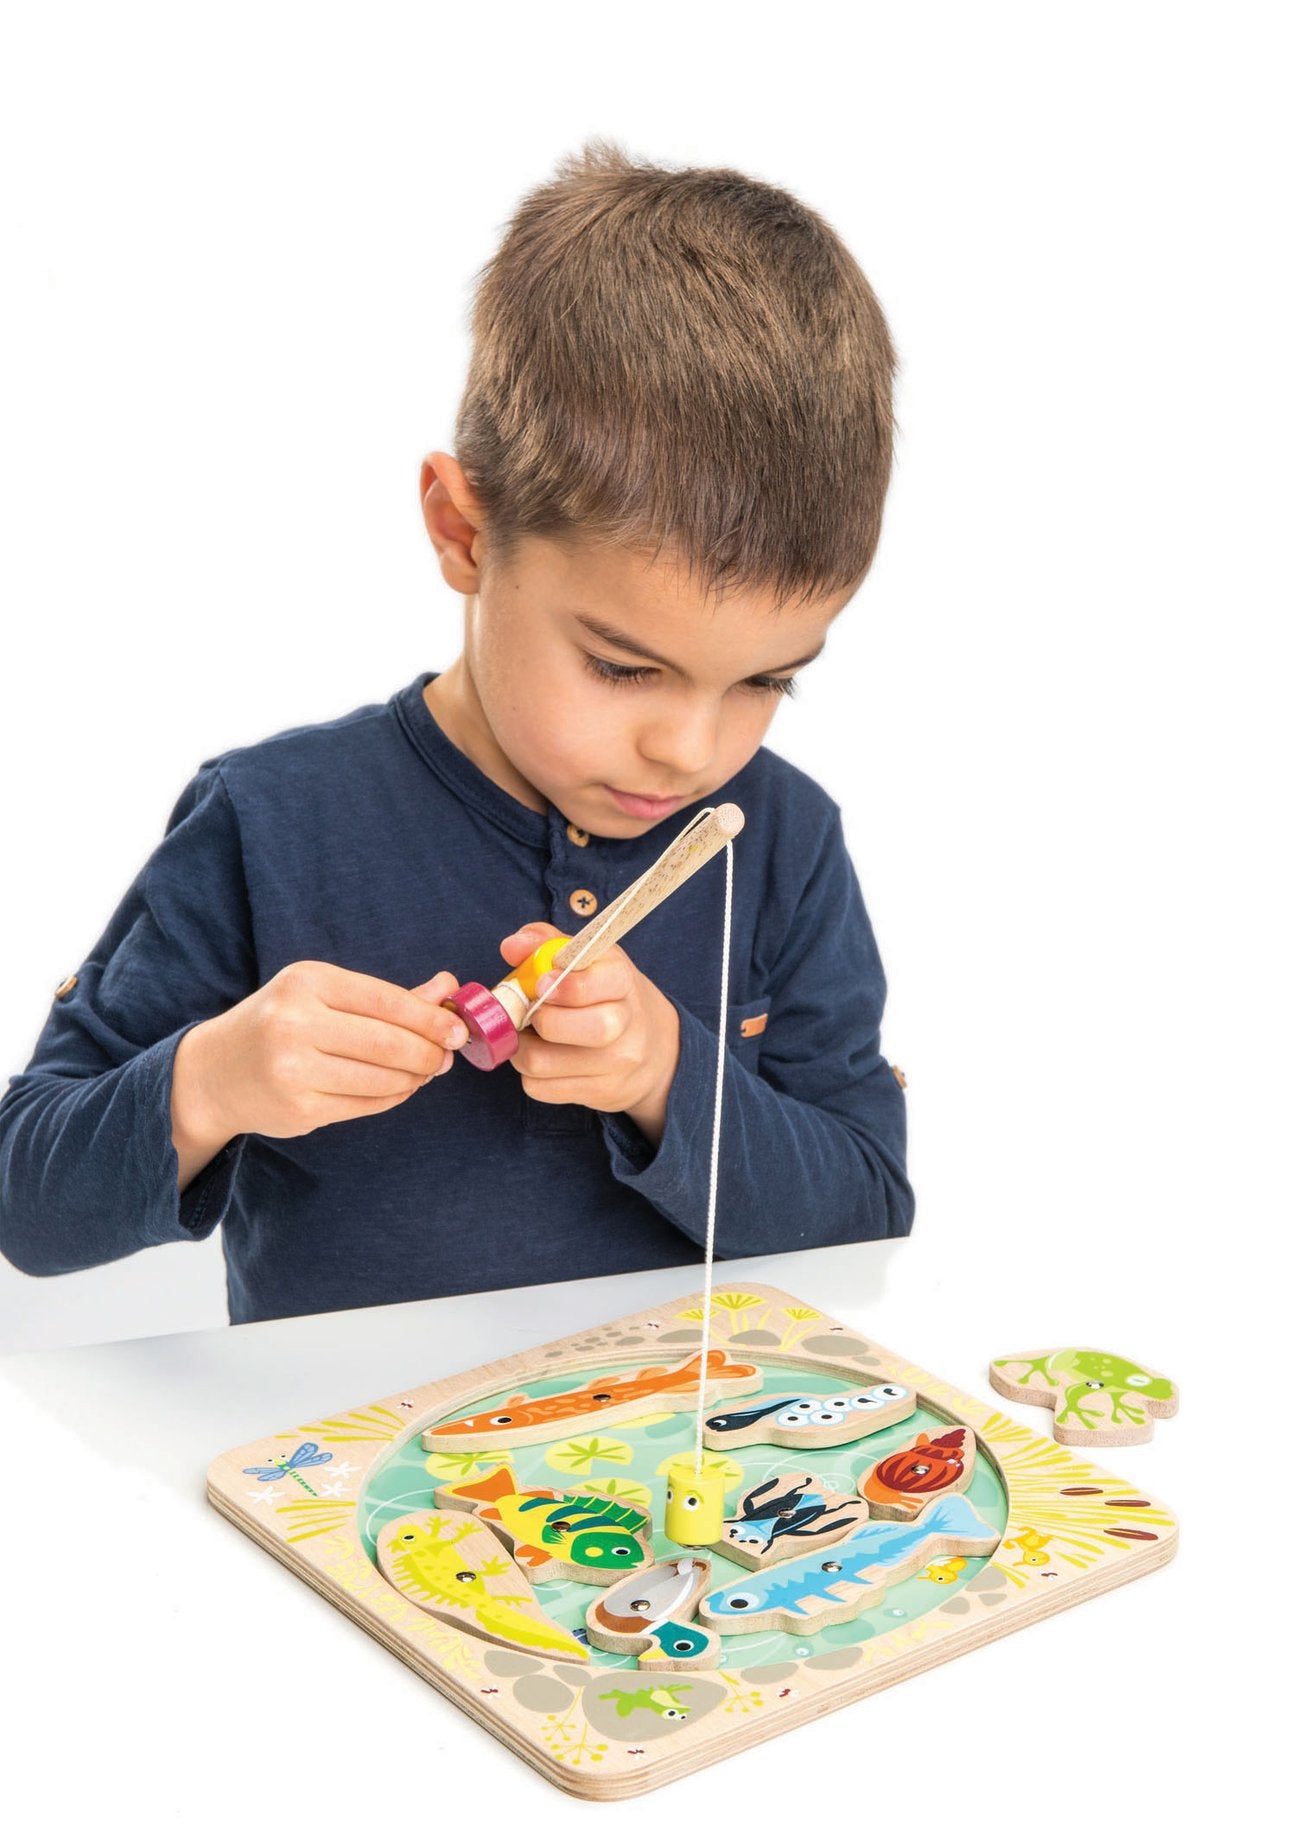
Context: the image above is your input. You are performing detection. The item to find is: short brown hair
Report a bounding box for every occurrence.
[453,139,898,611]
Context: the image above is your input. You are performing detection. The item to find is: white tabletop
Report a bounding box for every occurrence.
[0,1241,1252,1832]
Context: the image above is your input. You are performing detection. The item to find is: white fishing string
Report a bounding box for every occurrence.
[693,834,732,1474]
[519,805,734,1478]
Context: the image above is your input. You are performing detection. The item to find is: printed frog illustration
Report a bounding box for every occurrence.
[598,1683,695,1722]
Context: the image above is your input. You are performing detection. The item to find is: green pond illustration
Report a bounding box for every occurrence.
[359,1359,1008,1670]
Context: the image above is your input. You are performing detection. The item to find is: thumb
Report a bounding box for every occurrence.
[498,921,564,968]
[410,969,461,1002]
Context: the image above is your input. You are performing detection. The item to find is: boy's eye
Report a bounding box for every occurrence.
[580,653,798,698]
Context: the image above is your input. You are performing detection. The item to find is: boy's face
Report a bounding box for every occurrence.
[421,454,857,838]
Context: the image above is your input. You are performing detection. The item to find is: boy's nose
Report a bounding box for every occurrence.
[638,708,718,779]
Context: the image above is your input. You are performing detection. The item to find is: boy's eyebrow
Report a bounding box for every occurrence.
[571,614,825,679]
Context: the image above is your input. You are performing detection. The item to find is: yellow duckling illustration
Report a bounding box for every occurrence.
[1003,1527,1050,1566]
[920,1556,968,1586]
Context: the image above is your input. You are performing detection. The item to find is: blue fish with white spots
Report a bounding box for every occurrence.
[698,1493,1000,1633]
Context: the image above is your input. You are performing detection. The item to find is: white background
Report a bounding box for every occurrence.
[1,3,1289,1364]
[0,5,1286,1826]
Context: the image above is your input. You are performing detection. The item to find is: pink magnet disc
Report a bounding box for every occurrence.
[443,982,520,1071]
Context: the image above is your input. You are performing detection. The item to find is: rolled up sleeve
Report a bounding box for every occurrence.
[0,765,256,1277]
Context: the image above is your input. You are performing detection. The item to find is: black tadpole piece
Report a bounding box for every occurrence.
[704,1395,803,1434]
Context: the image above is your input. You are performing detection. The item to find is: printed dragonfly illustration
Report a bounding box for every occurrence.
[243,1440,334,1497]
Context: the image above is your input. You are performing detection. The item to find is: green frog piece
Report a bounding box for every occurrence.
[990,1347,1178,1446]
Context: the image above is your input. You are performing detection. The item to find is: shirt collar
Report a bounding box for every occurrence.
[392,671,550,846]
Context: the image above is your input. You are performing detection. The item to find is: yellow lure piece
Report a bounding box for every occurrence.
[664,1463,726,1545]
[513,934,573,1001]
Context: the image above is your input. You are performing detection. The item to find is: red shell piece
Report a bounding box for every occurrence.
[443,982,519,1071]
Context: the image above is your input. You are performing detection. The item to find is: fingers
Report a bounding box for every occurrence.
[510,1047,639,1113]
[514,1072,621,1108]
[409,969,461,1004]
[305,1085,436,1129]
[264,965,468,1085]
[511,1022,637,1080]
[529,996,628,1050]
[310,1047,452,1097]
[307,962,466,1047]
[531,949,632,1010]
[498,921,566,968]
[316,1005,465,1076]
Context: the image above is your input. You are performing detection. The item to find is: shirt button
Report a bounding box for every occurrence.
[54,973,78,999]
[891,1064,908,1089]
[565,822,590,847]
[569,888,598,917]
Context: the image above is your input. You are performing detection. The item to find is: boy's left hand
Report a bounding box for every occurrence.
[499,923,680,1144]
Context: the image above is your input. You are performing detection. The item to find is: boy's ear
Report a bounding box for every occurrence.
[420,450,484,593]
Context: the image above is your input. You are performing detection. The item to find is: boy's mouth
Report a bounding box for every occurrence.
[604,786,688,819]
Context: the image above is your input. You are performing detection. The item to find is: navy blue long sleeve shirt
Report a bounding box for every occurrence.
[0,672,913,1324]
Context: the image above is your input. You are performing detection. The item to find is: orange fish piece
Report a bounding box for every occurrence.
[421,1350,761,1452]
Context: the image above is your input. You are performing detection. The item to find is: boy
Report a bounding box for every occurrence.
[0,140,913,1326]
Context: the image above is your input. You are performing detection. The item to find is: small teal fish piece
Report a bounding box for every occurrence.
[588,1556,719,1669]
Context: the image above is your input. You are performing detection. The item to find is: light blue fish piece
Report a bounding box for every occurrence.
[700,1493,999,1628]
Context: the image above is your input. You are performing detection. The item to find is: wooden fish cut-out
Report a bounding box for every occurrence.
[989,1348,1179,1446]
[586,1557,720,1670]
[423,1350,762,1452]
[702,1379,916,1450]
[374,1507,589,1661]
[711,1471,871,1570]
[858,1425,977,1520]
[433,1465,654,1585]
[698,1494,1001,1636]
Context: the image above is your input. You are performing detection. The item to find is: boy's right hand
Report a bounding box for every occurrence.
[171,962,468,1161]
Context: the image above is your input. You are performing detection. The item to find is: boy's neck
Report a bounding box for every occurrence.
[423,661,548,817]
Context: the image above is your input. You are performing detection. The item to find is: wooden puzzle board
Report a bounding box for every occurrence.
[207,1284,1178,1798]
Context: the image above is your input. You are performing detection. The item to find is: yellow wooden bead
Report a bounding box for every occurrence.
[664,1463,726,1546]
[513,933,573,1000]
